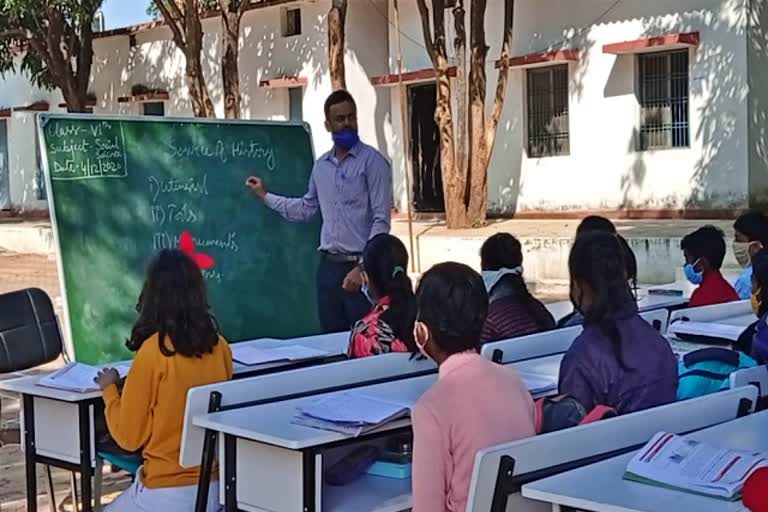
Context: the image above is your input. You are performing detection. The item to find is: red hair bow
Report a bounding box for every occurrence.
[179,231,215,270]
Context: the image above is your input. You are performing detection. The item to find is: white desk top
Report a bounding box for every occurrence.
[547,282,691,321]
[715,314,756,328]
[194,374,436,450]
[522,411,768,512]
[0,332,350,402]
[193,354,565,451]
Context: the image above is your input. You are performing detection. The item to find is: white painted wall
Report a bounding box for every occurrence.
[7,112,48,210]
[0,0,392,209]
[0,0,753,214]
[0,64,64,110]
[387,0,751,214]
[89,0,392,160]
[0,61,64,210]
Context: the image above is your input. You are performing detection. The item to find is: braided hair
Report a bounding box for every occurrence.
[569,232,635,370]
[480,233,554,331]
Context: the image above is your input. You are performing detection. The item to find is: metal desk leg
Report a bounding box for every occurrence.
[224,434,237,512]
[302,450,317,512]
[23,394,38,512]
[78,402,93,512]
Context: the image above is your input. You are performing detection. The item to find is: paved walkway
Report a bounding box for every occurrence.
[390,216,733,240]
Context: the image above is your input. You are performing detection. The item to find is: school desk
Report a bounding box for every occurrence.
[521,409,768,511]
[669,300,753,326]
[546,284,690,322]
[0,331,350,512]
[192,355,562,512]
[482,309,670,366]
[467,386,757,512]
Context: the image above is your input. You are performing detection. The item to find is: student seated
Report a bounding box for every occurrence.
[96,250,233,512]
[347,234,416,358]
[558,216,638,328]
[411,262,536,512]
[682,225,739,307]
[747,249,768,364]
[479,233,555,343]
[733,211,768,300]
[559,232,678,415]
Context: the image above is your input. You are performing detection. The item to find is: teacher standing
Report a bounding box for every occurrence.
[246,90,392,334]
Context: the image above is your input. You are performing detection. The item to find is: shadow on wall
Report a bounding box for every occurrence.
[615,8,748,211]
[490,25,596,215]
[747,0,768,208]
[491,0,749,215]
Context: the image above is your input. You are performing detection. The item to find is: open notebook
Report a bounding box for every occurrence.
[293,392,415,437]
[231,344,330,366]
[292,374,558,437]
[37,362,131,393]
[625,432,768,501]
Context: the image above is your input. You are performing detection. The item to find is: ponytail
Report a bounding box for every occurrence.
[380,271,417,351]
[362,234,417,351]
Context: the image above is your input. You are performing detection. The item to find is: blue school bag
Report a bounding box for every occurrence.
[677,347,757,400]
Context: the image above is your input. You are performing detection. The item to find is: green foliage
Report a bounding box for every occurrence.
[147,0,218,19]
[0,0,103,89]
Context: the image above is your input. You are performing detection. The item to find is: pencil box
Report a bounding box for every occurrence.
[366,461,412,479]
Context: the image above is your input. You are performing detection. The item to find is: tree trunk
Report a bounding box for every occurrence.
[415,0,471,228]
[435,60,466,228]
[221,2,242,118]
[466,0,489,225]
[328,0,347,91]
[185,0,215,117]
[453,0,467,215]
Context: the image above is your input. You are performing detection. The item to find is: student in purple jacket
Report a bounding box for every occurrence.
[559,231,678,415]
[747,249,768,364]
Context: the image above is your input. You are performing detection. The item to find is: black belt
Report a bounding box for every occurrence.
[320,251,361,264]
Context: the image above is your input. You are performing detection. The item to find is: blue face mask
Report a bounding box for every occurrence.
[332,128,360,150]
[684,260,703,285]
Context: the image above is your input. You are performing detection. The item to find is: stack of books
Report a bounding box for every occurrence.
[293,392,414,437]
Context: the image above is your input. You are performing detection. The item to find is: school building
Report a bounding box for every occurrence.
[1,0,766,218]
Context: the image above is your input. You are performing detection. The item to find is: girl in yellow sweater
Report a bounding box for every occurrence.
[96,249,232,511]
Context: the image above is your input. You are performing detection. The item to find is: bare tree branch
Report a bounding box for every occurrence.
[155,0,187,49]
[414,0,436,60]
[487,0,514,144]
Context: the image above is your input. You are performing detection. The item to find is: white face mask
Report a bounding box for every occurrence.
[733,242,753,268]
[481,266,523,292]
[413,322,431,360]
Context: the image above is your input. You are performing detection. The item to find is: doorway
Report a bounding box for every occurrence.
[0,120,10,209]
[409,83,444,213]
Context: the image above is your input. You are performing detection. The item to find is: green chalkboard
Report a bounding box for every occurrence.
[39,115,321,364]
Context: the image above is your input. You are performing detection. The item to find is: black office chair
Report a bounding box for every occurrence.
[0,288,64,512]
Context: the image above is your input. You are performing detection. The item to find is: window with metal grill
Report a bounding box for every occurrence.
[638,50,690,150]
[282,8,302,37]
[526,65,570,158]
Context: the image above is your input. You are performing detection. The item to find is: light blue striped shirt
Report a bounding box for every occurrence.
[264,142,392,254]
[735,265,753,300]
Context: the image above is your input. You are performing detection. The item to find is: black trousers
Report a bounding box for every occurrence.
[317,257,371,334]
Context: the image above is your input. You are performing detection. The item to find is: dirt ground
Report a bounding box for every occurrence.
[0,252,130,511]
